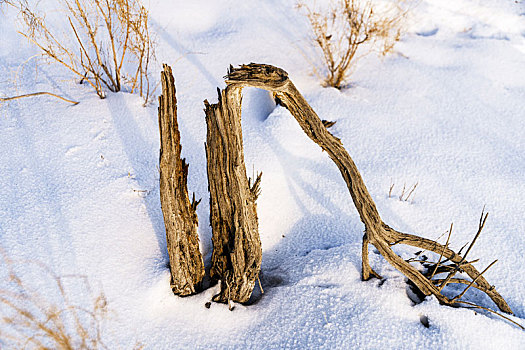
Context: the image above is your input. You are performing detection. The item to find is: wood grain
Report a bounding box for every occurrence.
[158,64,204,296]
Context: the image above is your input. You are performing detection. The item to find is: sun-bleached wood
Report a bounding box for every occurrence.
[223,63,513,315]
[158,64,204,296]
[204,86,262,304]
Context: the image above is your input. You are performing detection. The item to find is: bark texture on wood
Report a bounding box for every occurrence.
[224,63,513,315]
[158,64,204,296]
[204,86,262,304]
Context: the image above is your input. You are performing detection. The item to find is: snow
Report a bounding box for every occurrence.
[1,0,525,348]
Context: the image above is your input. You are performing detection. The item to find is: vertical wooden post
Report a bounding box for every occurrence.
[158,64,204,296]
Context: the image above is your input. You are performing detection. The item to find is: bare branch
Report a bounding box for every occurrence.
[0,92,79,105]
[429,223,453,280]
[452,259,498,302]
[221,63,514,318]
[454,300,524,330]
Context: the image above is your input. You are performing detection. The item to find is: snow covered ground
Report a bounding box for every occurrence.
[1,0,524,348]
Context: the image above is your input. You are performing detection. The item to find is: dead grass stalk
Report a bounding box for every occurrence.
[0,252,113,349]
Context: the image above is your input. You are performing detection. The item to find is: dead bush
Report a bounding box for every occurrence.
[11,0,155,103]
[0,253,143,349]
[298,0,408,89]
[0,259,106,349]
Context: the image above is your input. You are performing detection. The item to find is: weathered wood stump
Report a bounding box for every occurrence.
[222,63,513,316]
[205,86,262,304]
[157,62,515,327]
[158,64,204,296]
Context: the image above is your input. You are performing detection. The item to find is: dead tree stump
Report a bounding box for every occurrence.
[204,86,262,304]
[158,64,204,296]
[222,63,513,316]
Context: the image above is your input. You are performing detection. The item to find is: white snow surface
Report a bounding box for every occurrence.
[1,0,525,348]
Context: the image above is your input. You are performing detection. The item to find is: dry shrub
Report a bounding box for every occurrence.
[11,0,155,103]
[298,0,409,89]
[0,253,140,349]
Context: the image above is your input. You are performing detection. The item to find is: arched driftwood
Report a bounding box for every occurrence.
[217,63,514,318]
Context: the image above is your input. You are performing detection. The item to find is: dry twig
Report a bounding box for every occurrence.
[0,91,79,105]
